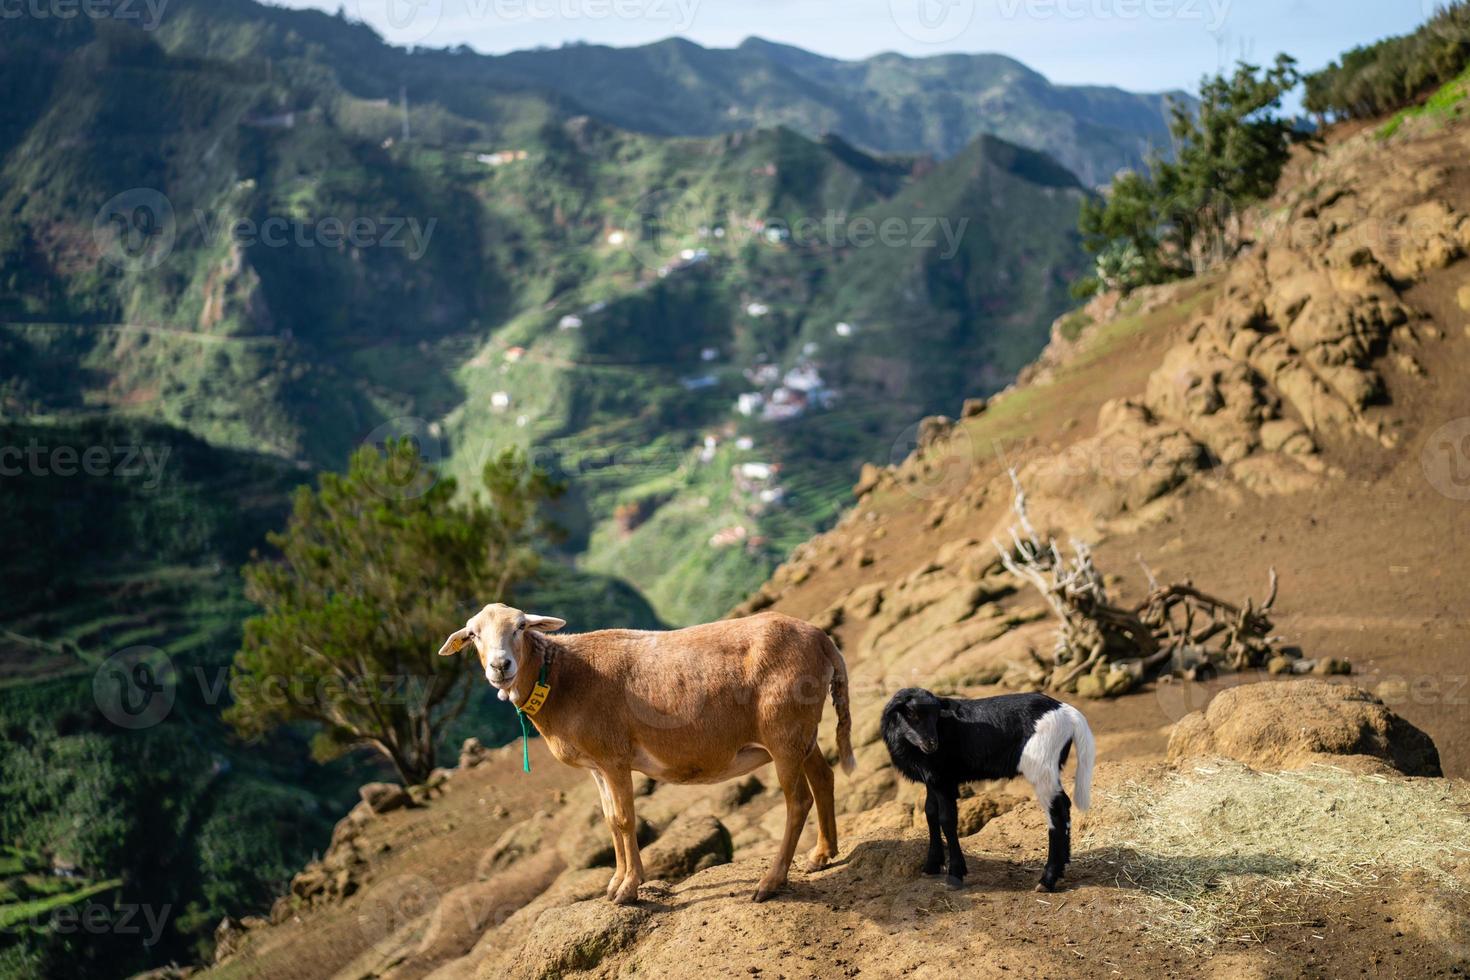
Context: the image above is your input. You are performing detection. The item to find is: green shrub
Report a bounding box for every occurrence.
[1305,3,1470,120]
[1057,310,1095,343]
[227,442,557,784]
[1076,56,1299,297]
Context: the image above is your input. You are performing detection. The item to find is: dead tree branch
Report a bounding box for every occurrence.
[993,470,1288,696]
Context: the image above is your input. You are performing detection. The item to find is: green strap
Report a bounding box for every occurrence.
[514,649,553,775]
[516,708,532,773]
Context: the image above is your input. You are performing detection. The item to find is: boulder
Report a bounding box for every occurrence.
[289,866,328,901]
[268,895,293,925]
[953,793,1024,837]
[839,767,897,815]
[360,782,411,814]
[213,916,246,964]
[916,414,954,451]
[1022,398,1209,520]
[329,813,361,849]
[639,813,733,881]
[459,737,492,769]
[1167,680,1441,776]
[853,462,884,498]
[840,583,885,620]
[413,851,564,965]
[490,898,649,980]
[556,807,654,870]
[714,775,763,813]
[480,811,555,877]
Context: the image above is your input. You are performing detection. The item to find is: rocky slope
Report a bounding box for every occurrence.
[190,101,1470,979]
[197,683,1467,980]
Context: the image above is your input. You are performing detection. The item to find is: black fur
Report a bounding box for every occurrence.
[881,687,1079,892]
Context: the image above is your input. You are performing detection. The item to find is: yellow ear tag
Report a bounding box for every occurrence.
[520,682,551,717]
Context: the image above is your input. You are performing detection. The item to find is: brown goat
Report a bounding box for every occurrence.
[439,604,855,903]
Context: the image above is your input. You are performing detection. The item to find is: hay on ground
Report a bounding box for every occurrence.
[1080,761,1470,947]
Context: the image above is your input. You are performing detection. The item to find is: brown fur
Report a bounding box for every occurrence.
[440,605,855,903]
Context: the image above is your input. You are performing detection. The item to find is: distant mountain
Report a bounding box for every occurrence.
[468,35,1184,186]
[149,2,1182,185]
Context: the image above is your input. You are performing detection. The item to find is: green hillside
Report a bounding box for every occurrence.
[0,416,340,975]
[1,9,1090,625]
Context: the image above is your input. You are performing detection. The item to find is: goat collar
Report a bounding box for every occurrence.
[518,643,554,718]
[513,643,554,774]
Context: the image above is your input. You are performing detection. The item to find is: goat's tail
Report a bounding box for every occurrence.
[1065,703,1096,811]
[821,633,857,776]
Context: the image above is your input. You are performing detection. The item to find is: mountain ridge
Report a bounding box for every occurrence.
[144,0,1184,184]
[455,31,1187,184]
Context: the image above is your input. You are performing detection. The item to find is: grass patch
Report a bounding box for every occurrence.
[1074,278,1218,370]
[0,878,122,931]
[1056,310,1094,344]
[1379,65,1470,140]
[1082,762,1470,948]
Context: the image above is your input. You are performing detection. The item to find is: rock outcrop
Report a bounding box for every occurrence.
[638,813,733,881]
[1167,680,1443,776]
[359,782,411,815]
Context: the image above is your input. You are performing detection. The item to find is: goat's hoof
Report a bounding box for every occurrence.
[804,848,833,873]
[752,881,782,903]
[605,878,623,901]
[1035,879,1061,893]
[944,875,965,891]
[921,867,944,878]
[612,883,641,906]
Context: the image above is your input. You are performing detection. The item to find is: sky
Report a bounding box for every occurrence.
[274,0,1440,94]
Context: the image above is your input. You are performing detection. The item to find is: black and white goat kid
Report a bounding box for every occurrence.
[882,688,1095,892]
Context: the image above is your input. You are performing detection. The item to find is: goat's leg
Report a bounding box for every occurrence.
[921,786,945,876]
[753,748,813,902]
[590,770,625,901]
[604,769,645,905]
[802,744,838,871]
[934,784,967,889]
[1038,790,1072,893]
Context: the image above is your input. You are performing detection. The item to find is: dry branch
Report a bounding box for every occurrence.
[993,470,1288,696]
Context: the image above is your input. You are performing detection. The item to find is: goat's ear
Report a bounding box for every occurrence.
[438,627,473,657]
[524,614,566,633]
